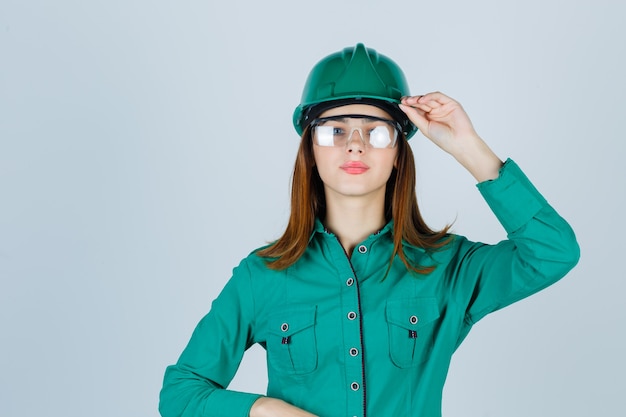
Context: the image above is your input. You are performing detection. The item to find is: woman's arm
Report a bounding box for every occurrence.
[159,258,320,417]
[400,93,579,332]
[454,159,580,328]
[159,259,263,417]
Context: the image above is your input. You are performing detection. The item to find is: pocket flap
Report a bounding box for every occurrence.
[386,297,440,330]
[268,305,317,337]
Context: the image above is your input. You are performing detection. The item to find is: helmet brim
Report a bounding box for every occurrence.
[294,97,417,139]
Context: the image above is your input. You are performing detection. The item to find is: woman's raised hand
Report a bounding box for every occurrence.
[399,92,503,182]
[399,92,480,154]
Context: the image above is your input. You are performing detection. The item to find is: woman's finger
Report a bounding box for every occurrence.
[398,103,429,132]
[414,103,434,112]
[401,95,423,105]
[401,96,434,112]
[418,91,454,106]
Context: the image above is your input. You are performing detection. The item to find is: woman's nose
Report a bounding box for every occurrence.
[346,128,365,153]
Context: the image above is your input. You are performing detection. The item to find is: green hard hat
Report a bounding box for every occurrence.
[293,43,417,139]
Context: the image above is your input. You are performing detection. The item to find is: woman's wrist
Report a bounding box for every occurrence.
[451,134,503,182]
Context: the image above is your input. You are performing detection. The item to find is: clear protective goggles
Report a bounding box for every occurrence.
[311,114,401,149]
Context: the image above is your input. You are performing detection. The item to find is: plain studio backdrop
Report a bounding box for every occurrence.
[1,1,624,416]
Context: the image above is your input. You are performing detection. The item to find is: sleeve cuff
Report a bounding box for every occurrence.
[476,158,548,234]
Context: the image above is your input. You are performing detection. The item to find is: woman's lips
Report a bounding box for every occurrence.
[340,161,369,174]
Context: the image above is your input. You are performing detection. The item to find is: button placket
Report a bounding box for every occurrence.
[329,234,366,417]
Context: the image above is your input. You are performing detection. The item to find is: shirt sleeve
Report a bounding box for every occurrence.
[159,258,263,417]
[455,159,580,330]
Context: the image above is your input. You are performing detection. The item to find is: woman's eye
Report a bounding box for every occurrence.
[332,127,345,135]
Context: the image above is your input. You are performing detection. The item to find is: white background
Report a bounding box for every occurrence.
[1,0,624,416]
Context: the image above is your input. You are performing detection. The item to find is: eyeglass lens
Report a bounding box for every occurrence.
[313,118,398,149]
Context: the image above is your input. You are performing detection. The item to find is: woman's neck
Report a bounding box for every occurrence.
[323,192,387,257]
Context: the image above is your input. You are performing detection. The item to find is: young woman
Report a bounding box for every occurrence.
[159,43,580,417]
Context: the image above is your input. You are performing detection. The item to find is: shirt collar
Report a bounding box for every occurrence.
[312,217,394,240]
[310,218,432,255]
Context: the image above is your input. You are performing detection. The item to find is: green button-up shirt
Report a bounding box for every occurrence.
[160,159,580,417]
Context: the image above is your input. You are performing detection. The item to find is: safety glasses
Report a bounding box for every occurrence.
[311,115,401,149]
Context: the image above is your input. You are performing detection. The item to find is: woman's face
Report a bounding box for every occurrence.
[312,104,399,203]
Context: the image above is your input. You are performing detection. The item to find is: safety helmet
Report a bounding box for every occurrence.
[293,43,417,139]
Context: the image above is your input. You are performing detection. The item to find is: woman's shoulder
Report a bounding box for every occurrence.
[232,243,286,277]
[402,233,479,266]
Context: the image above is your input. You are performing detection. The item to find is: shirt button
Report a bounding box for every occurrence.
[347,311,357,320]
[346,277,354,286]
[409,315,419,325]
[281,323,289,332]
[358,245,367,254]
[351,382,360,391]
[349,347,359,357]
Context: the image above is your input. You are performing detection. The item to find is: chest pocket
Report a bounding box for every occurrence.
[267,305,318,375]
[386,297,440,368]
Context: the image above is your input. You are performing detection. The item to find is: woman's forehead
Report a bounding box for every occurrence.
[319,104,392,119]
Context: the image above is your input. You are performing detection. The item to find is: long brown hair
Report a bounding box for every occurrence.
[257,128,451,274]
